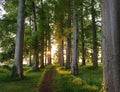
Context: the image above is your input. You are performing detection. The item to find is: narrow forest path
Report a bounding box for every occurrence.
[39,67,53,92]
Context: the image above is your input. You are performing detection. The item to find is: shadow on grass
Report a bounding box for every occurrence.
[0,65,48,92]
[52,65,103,92]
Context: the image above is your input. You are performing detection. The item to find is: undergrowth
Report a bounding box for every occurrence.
[0,65,52,92]
[52,64,103,92]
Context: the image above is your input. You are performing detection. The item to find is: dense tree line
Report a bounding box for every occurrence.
[3,0,120,92]
[0,0,101,77]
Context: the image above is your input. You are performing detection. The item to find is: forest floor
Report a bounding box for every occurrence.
[39,67,53,92]
[0,63,102,92]
[38,64,103,92]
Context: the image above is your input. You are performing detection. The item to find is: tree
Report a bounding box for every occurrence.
[24,16,32,66]
[43,0,52,65]
[47,24,52,65]
[39,0,45,68]
[65,0,72,69]
[91,0,98,67]
[0,0,17,59]
[31,0,39,71]
[71,0,78,75]
[80,0,86,65]
[11,0,25,79]
[59,40,64,66]
[101,0,120,91]
[53,0,66,66]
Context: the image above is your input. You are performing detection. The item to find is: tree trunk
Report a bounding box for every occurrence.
[40,0,45,68]
[101,0,120,91]
[40,27,45,68]
[71,0,78,75]
[65,5,71,69]
[81,0,86,66]
[91,0,98,67]
[48,34,51,64]
[33,51,39,70]
[27,51,32,66]
[40,48,44,68]
[60,40,64,66]
[44,51,47,65]
[44,22,47,65]
[66,33,71,69]
[31,1,39,71]
[27,17,32,66]
[11,0,25,79]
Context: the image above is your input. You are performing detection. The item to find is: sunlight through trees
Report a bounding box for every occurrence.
[1,0,119,92]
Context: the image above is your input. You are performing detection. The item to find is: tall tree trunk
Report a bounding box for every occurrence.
[11,0,25,79]
[47,16,52,65]
[60,40,64,66]
[44,21,47,65]
[81,0,86,65]
[48,34,51,64]
[27,16,32,66]
[65,2,71,69]
[40,0,45,68]
[44,36,47,65]
[66,33,71,69]
[31,1,39,71]
[46,2,52,65]
[91,0,98,67]
[101,0,120,91]
[71,0,78,75]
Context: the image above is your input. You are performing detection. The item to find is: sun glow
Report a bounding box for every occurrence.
[51,44,58,63]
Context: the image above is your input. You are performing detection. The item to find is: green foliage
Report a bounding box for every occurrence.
[77,0,101,61]
[1,0,102,63]
[0,43,15,62]
[0,0,17,63]
[53,64,103,92]
[0,0,102,90]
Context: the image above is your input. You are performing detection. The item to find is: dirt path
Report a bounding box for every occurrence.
[39,67,53,92]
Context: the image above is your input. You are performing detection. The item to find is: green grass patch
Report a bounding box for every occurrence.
[52,64,103,92]
[0,65,52,92]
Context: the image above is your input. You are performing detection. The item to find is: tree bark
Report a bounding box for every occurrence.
[71,0,78,75]
[11,0,25,79]
[65,4,71,69]
[33,51,39,70]
[40,0,45,68]
[81,0,86,65]
[60,40,64,66]
[40,48,45,68]
[66,33,71,69]
[27,51,32,66]
[31,1,39,71]
[91,0,98,67]
[27,17,32,66]
[101,0,120,91]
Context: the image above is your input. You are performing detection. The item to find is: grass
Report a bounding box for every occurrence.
[0,65,52,92]
[0,63,103,92]
[52,63,103,92]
